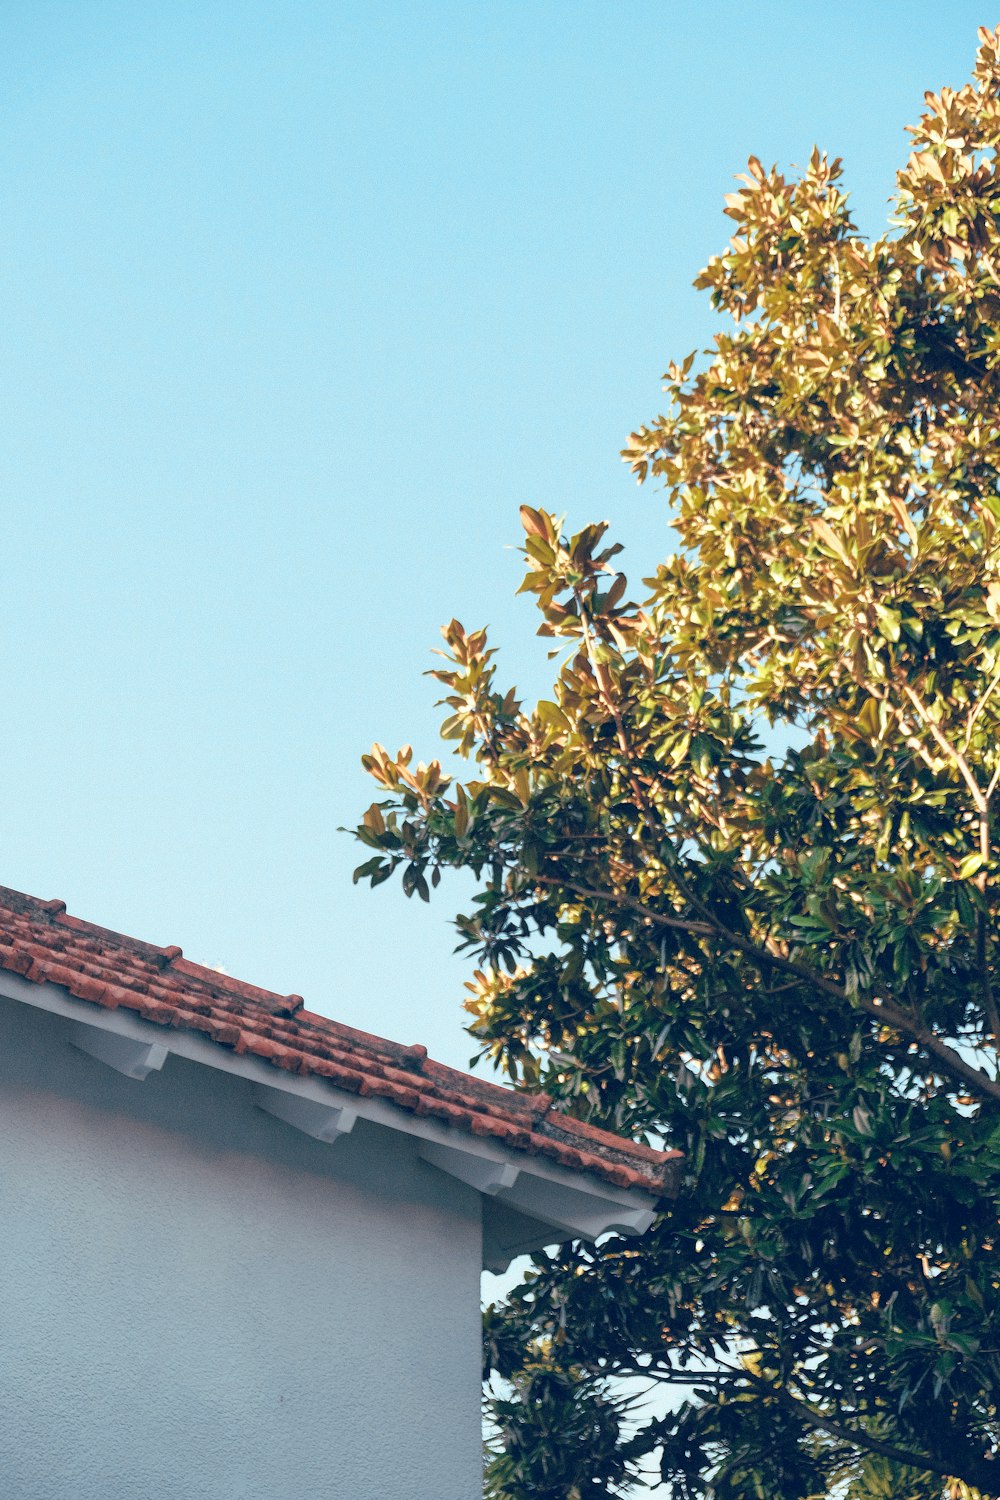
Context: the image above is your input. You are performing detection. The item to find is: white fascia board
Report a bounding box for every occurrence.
[0,971,660,1258]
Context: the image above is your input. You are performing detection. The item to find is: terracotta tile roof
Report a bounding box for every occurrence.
[0,884,681,1198]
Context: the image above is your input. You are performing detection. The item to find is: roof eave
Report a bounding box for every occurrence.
[0,968,673,1271]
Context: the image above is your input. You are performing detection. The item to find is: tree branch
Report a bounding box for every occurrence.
[769,1375,998,1493]
[623,1354,998,1489]
[533,869,1000,1106]
[532,873,715,937]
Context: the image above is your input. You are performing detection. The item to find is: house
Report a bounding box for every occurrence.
[0,884,680,1500]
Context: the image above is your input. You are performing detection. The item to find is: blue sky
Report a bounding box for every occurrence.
[0,1,992,1069]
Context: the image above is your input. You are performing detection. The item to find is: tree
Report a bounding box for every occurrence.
[354,27,1000,1498]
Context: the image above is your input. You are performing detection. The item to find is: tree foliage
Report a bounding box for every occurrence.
[354,28,1000,1498]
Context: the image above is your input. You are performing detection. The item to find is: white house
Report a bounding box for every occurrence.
[0,883,680,1500]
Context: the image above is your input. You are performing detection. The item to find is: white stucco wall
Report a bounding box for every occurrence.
[0,993,484,1500]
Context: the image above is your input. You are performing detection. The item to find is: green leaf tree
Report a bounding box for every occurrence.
[355,27,1000,1498]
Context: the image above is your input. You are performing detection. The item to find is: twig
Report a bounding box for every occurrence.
[901,683,987,813]
[963,665,1000,752]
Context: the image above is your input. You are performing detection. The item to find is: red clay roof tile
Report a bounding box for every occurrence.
[0,884,681,1198]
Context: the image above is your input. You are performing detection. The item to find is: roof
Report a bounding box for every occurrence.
[0,883,680,1199]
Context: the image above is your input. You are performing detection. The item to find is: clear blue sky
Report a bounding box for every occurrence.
[0,2,992,1068]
